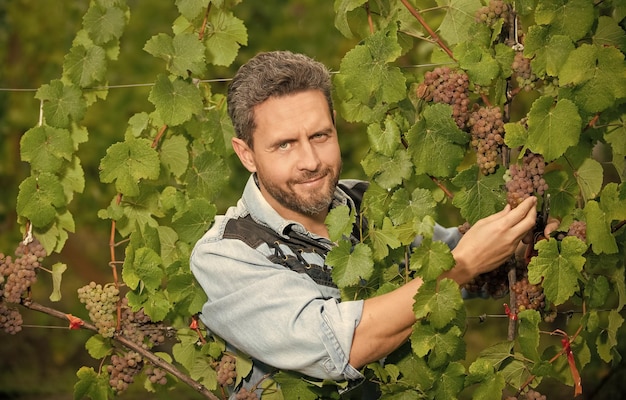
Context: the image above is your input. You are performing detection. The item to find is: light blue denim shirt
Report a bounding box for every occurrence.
[190,175,462,396]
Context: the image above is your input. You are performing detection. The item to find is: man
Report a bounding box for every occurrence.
[190,50,551,398]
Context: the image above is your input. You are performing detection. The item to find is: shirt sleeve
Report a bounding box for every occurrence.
[190,236,365,381]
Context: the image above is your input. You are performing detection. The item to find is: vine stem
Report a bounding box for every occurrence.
[20,299,219,400]
[399,0,455,60]
[198,3,212,41]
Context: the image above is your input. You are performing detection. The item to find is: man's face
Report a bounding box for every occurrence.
[232,90,342,220]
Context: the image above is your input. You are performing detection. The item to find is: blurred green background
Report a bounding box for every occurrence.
[0,1,624,399]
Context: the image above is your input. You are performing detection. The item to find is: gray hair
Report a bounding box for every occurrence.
[227,50,334,147]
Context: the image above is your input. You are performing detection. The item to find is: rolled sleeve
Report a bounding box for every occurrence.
[190,236,364,381]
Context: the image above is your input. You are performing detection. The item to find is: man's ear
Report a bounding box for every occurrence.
[232,137,257,173]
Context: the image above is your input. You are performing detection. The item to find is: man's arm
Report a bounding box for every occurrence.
[348,196,539,368]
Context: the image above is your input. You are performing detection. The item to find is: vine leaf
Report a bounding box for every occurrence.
[411,322,463,368]
[328,241,374,288]
[524,28,575,77]
[407,103,469,178]
[148,74,203,126]
[73,366,110,400]
[175,0,210,21]
[85,335,112,360]
[436,0,483,45]
[273,371,320,400]
[452,165,506,225]
[575,158,603,202]
[413,279,462,329]
[535,0,594,42]
[528,237,587,305]
[339,24,405,106]
[517,310,541,362]
[388,187,436,226]
[16,173,66,228]
[333,0,367,38]
[361,148,414,189]
[171,198,217,244]
[436,362,466,399]
[204,8,248,67]
[144,32,206,76]
[63,44,107,88]
[160,134,189,178]
[593,16,626,51]
[368,217,403,260]
[20,126,74,174]
[526,96,582,161]
[596,310,625,363]
[184,150,230,201]
[49,262,67,302]
[584,200,619,255]
[99,137,160,197]
[367,116,400,157]
[560,44,626,113]
[326,205,355,243]
[83,2,127,45]
[409,239,455,282]
[172,329,218,388]
[35,80,87,129]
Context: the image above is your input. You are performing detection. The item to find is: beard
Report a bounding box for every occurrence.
[259,165,341,216]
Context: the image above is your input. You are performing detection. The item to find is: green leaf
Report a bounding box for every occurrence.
[328,241,374,287]
[333,0,367,38]
[16,173,66,228]
[326,205,355,243]
[452,165,506,225]
[148,74,203,126]
[83,3,126,45]
[368,217,403,260]
[73,366,110,400]
[528,237,587,305]
[593,16,626,52]
[129,247,164,291]
[535,0,594,42]
[435,361,466,399]
[63,44,107,87]
[503,121,528,149]
[455,41,501,86]
[407,103,469,177]
[49,262,67,302]
[339,25,405,105]
[172,198,217,244]
[20,126,74,173]
[184,150,230,201]
[584,200,618,254]
[575,158,603,202]
[544,170,578,219]
[596,310,624,362]
[410,239,455,281]
[175,0,210,21]
[167,272,207,315]
[526,96,582,161]
[99,137,160,197]
[273,371,319,400]
[85,334,112,360]
[144,32,206,76]
[413,279,463,329]
[204,8,248,66]
[411,323,463,368]
[436,0,483,46]
[388,187,436,226]
[160,134,189,178]
[35,80,87,128]
[518,310,541,362]
[361,148,413,189]
[367,116,400,157]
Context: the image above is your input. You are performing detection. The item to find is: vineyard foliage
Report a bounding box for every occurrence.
[2,0,626,399]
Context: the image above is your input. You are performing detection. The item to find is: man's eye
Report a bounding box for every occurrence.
[278,142,290,149]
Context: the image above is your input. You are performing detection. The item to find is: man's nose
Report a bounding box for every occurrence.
[297,141,321,171]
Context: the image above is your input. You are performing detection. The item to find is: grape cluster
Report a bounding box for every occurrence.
[512,52,536,91]
[0,303,23,334]
[416,66,471,129]
[0,240,45,304]
[504,151,548,208]
[145,364,168,386]
[505,388,547,400]
[567,220,587,242]
[468,106,505,175]
[236,388,259,400]
[77,282,120,338]
[462,260,515,298]
[120,297,167,349]
[216,354,237,386]
[475,0,509,25]
[107,351,143,394]
[512,277,545,312]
